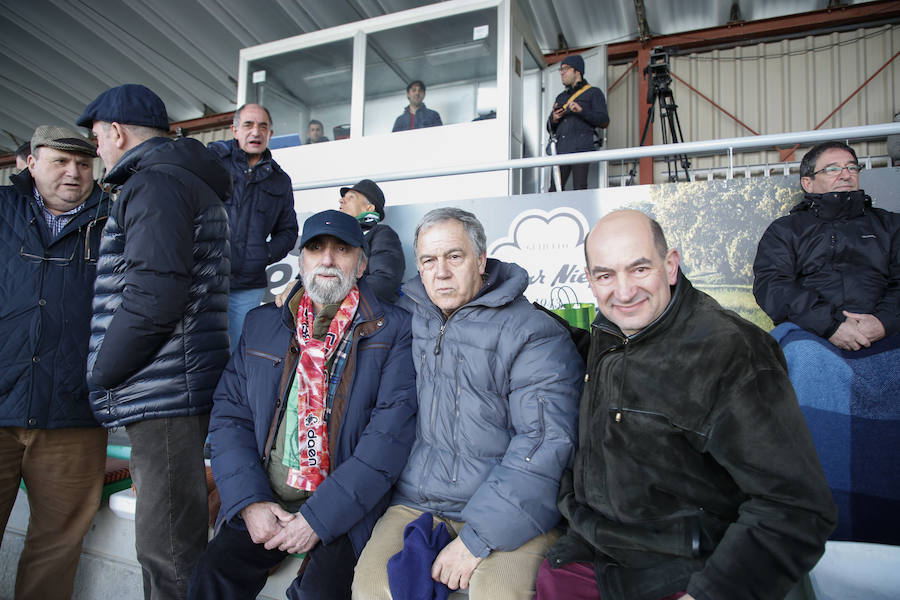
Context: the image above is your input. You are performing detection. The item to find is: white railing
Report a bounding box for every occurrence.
[291,122,900,191]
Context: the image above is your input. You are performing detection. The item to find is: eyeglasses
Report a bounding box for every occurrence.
[812,164,863,177]
[19,216,107,265]
[559,65,573,73]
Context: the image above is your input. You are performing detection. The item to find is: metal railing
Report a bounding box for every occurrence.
[292,122,900,191]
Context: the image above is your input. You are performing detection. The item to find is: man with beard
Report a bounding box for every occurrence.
[753,140,900,545]
[190,209,417,600]
[546,54,609,191]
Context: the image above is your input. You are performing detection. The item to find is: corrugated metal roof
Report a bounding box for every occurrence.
[0,0,882,152]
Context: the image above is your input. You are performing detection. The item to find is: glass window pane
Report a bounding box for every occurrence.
[245,38,353,148]
[363,8,498,135]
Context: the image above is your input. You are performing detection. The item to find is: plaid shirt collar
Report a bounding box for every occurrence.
[32,185,83,238]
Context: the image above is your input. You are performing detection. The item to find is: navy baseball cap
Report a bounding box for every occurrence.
[300,210,367,253]
[77,84,169,130]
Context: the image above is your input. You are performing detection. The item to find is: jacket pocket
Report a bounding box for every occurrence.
[247,349,283,367]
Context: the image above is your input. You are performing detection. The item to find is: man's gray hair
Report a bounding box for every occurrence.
[98,121,167,142]
[233,103,273,128]
[413,208,486,258]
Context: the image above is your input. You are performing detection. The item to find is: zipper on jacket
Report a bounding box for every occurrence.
[247,349,283,366]
[434,324,446,355]
[262,347,297,465]
[452,372,461,482]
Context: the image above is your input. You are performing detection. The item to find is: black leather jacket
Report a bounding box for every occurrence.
[548,272,836,600]
[753,190,900,338]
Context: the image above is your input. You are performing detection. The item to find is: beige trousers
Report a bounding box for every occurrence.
[0,426,107,600]
[352,504,559,600]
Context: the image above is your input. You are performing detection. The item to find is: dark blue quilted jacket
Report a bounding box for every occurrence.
[87,136,231,427]
[208,139,298,291]
[0,171,108,429]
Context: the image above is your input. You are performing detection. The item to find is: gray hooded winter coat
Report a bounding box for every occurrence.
[395,258,583,558]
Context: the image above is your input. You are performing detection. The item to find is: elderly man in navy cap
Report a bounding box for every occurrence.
[77,84,231,600]
[546,54,609,191]
[190,209,416,600]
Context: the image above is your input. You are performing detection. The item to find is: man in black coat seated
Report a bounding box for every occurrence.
[753,141,900,545]
[338,179,406,303]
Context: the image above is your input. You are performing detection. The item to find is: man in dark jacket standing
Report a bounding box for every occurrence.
[535,210,836,600]
[78,84,231,600]
[547,54,609,191]
[392,80,443,132]
[190,210,416,600]
[0,126,109,599]
[209,103,298,351]
[753,140,900,545]
[353,208,582,600]
[338,179,405,302]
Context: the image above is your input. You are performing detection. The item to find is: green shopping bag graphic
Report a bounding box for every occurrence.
[549,286,596,330]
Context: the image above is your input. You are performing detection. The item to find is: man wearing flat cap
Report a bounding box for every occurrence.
[190,209,416,600]
[0,125,109,598]
[78,83,232,600]
[547,54,609,191]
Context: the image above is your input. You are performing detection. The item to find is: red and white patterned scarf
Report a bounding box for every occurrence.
[286,286,359,491]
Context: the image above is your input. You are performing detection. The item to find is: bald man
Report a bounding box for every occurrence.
[535,210,836,600]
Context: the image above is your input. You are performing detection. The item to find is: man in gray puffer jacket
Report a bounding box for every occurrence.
[353,208,582,600]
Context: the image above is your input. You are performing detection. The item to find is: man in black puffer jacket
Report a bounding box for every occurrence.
[754,141,899,347]
[78,84,231,600]
[753,141,900,546]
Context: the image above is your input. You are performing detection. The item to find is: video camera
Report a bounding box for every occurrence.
[644,46,673,103]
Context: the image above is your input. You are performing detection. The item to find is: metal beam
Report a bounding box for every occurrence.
[633,0,651,42]
[345,0,411,85]
[607,0,900,62]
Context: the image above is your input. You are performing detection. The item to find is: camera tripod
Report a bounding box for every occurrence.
[627,48,691,184]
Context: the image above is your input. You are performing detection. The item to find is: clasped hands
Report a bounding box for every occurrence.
[828,311,886,351]
[241,501,319,555]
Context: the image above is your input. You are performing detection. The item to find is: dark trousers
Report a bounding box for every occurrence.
[550,162,590,191]
[189,521,356,600]
[127,414,210,600]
